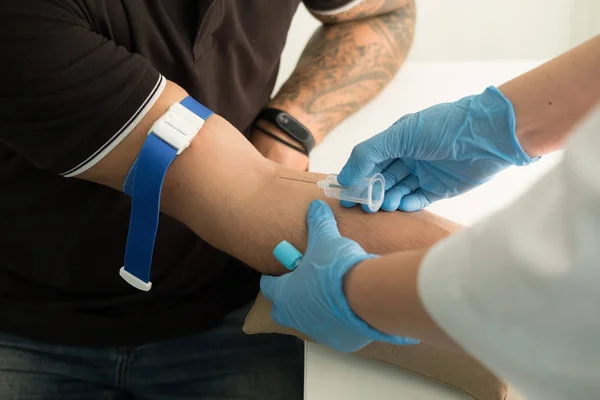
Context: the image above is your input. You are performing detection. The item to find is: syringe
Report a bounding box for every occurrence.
[279,173,385,212]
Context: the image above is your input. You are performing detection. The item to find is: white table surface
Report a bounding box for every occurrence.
[307,60,562,400]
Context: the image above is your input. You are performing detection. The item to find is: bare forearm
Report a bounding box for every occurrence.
[166,148,460,275]
[345,250,461,351]
[499,35,600,157]
[269,1,416,140]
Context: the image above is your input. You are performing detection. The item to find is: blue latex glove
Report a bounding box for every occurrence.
[260,200,419,353]
[338,86,536,212]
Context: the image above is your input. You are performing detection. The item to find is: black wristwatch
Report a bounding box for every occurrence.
[256,108,315,154]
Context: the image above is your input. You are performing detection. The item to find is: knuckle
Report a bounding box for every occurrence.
[382,171,398,187]
[416,192,429,208]
[352,143,371,161]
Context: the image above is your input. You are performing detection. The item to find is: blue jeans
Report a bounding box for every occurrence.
[0,304,304,400]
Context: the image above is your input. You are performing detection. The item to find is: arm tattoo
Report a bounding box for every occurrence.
[271,0,416,138]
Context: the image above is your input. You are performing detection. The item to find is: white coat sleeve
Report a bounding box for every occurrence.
[418,106,600,400]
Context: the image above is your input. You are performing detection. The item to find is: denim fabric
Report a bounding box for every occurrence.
[0,304,304,400]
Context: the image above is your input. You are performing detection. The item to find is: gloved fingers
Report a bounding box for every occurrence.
[270,304,291,328]
[385,336,421,346]
[380,173,421,211]
[396,174,421,192]
[338,128,401,186]
[381,159,411,191]
[381,184,413,212]
[362,160,392,182]
[338,144,377,186]
[260,274,281,302]
[398,189,442,212]
[342,160,409,213]
[340,199,358,208]
[307,200,342,248]
[327,335,372,353]
[360,203,377,213]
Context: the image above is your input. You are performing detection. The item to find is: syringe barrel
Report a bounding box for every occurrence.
[317,173,385,212]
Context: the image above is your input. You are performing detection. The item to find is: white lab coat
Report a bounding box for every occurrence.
[418,106,600,400]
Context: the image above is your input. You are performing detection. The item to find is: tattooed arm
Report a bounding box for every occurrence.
[251,0,416,170]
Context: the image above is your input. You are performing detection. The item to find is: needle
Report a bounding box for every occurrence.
[278,176,317,184]
[279,176,347,190]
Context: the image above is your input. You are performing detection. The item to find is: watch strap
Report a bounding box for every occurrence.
[253,125,307,155]
[257,108,315,153]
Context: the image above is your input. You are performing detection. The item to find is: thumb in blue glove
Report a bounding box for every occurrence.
[261,200,420,353]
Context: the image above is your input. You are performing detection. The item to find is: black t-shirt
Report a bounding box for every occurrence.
[0,0,353,346]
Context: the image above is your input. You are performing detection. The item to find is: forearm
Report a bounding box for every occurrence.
[345,250,461,351]
[268,1,416,140]
[82,79,463,349]
[84,80,460,277]
[499,35,600,157]
[166,151,461,276]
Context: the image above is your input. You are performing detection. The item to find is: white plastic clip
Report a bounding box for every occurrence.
[119,267,152,291]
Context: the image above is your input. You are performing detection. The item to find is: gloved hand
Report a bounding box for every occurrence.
[260,200,419,353]
[338,86,536,212]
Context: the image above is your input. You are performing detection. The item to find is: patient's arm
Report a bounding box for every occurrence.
[81,80,461,276]
[226,167,461,275]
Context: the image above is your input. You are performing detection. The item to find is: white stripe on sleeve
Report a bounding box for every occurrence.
[62,75,166,177]
[307,0,364,16]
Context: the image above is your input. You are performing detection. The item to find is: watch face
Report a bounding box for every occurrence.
[276,113,290,125]
[276,112,309,140]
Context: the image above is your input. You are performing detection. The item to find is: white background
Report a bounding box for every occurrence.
[274,1,599,399]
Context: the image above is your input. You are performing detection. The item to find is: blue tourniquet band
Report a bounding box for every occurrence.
[123,134,177,284]
[121,96,213,290]
[180,96,213,119]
